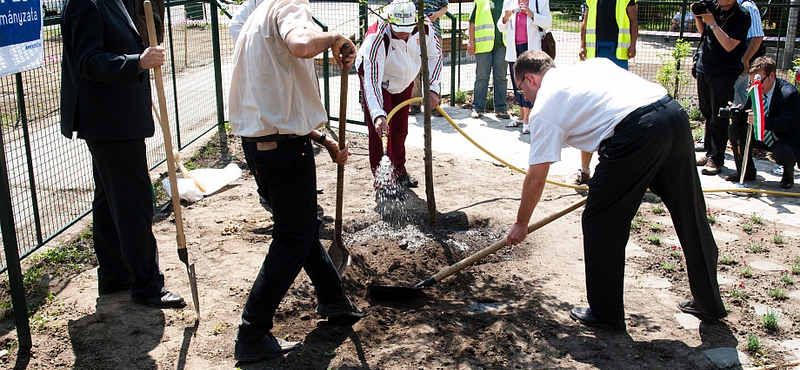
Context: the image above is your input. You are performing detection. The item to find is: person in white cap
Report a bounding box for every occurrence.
[357,0,443,188]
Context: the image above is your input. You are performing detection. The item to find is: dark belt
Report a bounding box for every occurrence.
[616,95,673,130]
[244,134,307,142]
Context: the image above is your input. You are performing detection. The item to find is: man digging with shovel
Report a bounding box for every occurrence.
[506,51,726,330]
[228,0,364,362]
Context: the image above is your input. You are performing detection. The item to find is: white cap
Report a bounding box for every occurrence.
[386,0,417,33]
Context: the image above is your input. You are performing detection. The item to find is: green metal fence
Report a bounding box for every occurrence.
[2,0,800,350]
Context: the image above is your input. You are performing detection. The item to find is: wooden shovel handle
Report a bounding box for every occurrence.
[334,43,351,245]
[145,0,186,251]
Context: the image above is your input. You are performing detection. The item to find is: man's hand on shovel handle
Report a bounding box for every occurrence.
[139,46,165,70]
[332,36,356,70]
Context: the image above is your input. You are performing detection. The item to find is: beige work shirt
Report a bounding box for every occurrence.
[228,0,327,137]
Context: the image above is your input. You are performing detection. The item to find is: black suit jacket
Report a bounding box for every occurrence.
[60,0,155,141]
[738,78,800,160]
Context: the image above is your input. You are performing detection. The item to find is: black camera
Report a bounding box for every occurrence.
[718,103,744,121]
[691,0,717,15]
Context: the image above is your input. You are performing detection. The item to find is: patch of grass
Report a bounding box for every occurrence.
[746,334,761,353]
[647,234,661,245]
[742,222,754,233]
[648,222,662,232]
[719,252,736,265]
[749,213,763,224]
[762,311,779,331]
[634,212,646,224]
[651,203,665,215]
[767,287,786,300]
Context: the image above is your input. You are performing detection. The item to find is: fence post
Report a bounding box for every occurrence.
[784,0,799,69]
[208,0,229,159]
[0,112,32,351]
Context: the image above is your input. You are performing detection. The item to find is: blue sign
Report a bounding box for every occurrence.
[0,0,43,77]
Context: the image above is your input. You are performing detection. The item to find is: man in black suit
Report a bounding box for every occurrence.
[728,56,800,189]
[60,0,185,308]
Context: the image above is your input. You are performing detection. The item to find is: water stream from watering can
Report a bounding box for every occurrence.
[374,155,409,223]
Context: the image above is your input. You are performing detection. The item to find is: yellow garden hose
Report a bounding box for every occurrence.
[385,97,800,198]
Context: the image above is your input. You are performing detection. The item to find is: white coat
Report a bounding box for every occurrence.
[497,0,553,63]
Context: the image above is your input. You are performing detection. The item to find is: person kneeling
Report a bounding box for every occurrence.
[728,56,800,189]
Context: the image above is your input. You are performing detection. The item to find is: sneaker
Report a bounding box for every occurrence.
[573,169,590,185]
[495,111,511,119]
[397,173,419,188]
[234,334,303,362]
[470,109,482,118]
[522,124,530,134]
[317,295,365,319]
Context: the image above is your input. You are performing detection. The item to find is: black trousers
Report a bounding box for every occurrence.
[697,72,738,166]
[582,98,725,320]
[86,139,165,299]
[729,122,797,176]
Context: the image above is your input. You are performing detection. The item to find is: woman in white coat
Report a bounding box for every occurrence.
[497,0,551,133]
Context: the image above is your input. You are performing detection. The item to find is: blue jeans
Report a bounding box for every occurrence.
[237,137,344,343]
[473,46,508,113]
[596,41,628,70]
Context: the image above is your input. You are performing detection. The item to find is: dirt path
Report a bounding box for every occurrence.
[1,132,799,370]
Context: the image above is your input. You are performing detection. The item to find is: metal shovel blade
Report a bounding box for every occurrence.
[328,239,350,277]
[187,263,200,317]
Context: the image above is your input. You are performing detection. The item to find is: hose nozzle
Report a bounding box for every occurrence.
[381,134,388,156]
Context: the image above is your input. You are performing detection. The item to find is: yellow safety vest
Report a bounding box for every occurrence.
[473,0,496,53]
[584,0,632,60]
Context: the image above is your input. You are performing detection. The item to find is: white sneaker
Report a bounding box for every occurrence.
[522,124,530,134]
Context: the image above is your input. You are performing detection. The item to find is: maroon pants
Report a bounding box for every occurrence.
[359,73,414,176]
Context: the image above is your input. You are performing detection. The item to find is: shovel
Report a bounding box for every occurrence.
[328,43,352,277]
[369,198,587,298]
[145,1,200,318]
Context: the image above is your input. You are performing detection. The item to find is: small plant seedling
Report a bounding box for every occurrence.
[746,334,761,353]
[762,311,779,331]
[781,270,795,284]
[647,234,661,245]
[741,264,754,278]
[767,287,786,300]
[652,204,665,215]
[746,239,762,253]
[630,219,641,230]
[323,349,336,357]
[730,286,745,299]
[661,260,677,272]
[719,254,736,265]
[211,322,227,335]
[793,257,800,275]
[634,212,646,224]
[773,230,784,245]
[742,222,753,233]
[649,222,662,232]
[669,246,682,258]
[749,213,763,224]
[706,208,717,225]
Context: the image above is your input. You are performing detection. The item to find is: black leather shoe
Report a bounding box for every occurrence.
[98,275,135,295]
[398,173,419,188]
[569,307,625,331]
[780,171,794,189]
[677,299,727,321]
[234,334,302,362]
[724,173,755,182]
[317,295,365,319]
[133,291,187,309]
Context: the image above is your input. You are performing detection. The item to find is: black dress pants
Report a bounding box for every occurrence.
[86,139,165,299]
[697,72,738,166]
[582,98,725,320]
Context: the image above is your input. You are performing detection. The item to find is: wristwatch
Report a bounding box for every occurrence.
[315,131,327,144]
[708,22,717,31]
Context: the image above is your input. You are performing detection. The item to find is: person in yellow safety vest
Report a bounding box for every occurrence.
[573,0,638,187]
[468,0,511,120]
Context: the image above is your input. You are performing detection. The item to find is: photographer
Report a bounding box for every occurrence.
[693,0,750,176]
[728,56,800,189]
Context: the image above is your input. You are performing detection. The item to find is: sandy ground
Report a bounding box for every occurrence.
[1,129,799,370]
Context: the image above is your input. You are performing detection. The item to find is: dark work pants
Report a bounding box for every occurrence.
[359,71,414,175]
[238,137,344,343]
[697,72,738,166]
[86,139,165,299]
[729,123,797,176]
[582,98,725,320]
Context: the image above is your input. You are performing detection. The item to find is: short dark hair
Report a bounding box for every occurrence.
[514,50,556,82]
[749,56,776,77]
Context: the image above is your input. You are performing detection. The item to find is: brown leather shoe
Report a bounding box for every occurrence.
[701,161,721,175]
[696,156,708,166]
